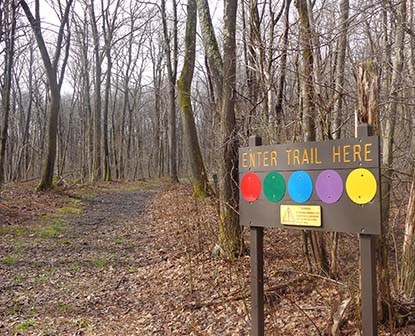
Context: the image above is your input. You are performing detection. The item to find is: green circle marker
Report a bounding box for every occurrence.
[263,172,286,203]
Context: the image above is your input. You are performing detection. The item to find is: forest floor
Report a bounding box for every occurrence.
[0,180,414,336]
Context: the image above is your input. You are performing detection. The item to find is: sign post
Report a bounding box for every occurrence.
[239,126,381,335]
[357,125,378,336]
[249,135,265,336]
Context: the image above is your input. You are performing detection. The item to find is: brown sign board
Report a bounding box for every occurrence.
[239,136,381,235]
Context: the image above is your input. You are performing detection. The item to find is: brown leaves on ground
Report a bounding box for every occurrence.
[148,184,354,336]
[0,181,67,225]
[0,181,413,335]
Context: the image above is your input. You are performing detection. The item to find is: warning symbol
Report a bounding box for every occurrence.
[283,207,295,222]
[280,205,322,227]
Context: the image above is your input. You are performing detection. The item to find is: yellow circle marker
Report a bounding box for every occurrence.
[346,168,377,204]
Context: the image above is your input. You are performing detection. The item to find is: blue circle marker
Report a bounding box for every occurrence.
[288,171,313,203]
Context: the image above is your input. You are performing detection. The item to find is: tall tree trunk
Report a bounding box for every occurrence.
[102,51,112,182]
[101,0,121,181]
[149,40,163,177]
[295,0,329,275]
[327,0,350,279]
[379,0,406,325]
[80,16,94,179]
[219,0,241,257]
[196,0,223,107]
[0,0,16,187]
[197,0,241,257]
[401,167,415,298]
[119,15,136,180]
[89,0,102,182]
[246,0,260,128]
[177,0,210,197]
[331,0,349,139]
[15,41,34,181]
[20,0,73,191]
[274,0,291,127]
[160,0,178,182]
[410,0,415,162]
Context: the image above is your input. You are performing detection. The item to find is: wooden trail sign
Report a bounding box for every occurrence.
[241,125,381,336]
[239,134,381,234]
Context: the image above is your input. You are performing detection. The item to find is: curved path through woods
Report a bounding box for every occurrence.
[0,186,165,335]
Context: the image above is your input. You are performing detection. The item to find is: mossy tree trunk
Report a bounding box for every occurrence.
[197,0,241,257]
[219,0,240,258]
[177,0,210,197]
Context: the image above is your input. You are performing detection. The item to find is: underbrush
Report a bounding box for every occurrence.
[150,182,414,335]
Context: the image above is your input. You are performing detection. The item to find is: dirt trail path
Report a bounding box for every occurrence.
[0,186,163,335]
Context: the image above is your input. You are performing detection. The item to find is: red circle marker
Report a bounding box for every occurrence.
[241,172,261,202]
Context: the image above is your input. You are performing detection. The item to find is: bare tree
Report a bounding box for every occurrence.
[218,0,240,257]
[0,0,16,187]
[177,0,210,197]
[101,0,122,181]
[295,0,329,275]
[197,0,243,257]
[88,0,103,182]
[160,0,178,182]
[378,0,407,324]
[20,0,74,190]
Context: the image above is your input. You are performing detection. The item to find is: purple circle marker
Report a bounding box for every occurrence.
[315,170,343,204]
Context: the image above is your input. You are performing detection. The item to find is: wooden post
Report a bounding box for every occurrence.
[359,234,377,336]
[249,135,264,336]
[357,124,378,336]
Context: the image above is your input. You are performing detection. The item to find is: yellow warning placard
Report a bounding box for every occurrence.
[280,205,322,227]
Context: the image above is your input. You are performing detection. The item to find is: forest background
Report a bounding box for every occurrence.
[1,0,415,333]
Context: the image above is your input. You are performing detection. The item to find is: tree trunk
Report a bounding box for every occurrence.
[119,14,136,180]
[401,167,415,298]
[102,49,112,182]
[379,0,406,325]
[274,0,291,125]
[20,0,73,191]
[0,0,16,187]
[246,0,260,128]
[37,82,60,190]
[196,0,223,106]
[295,0,329,275]
[14,42,33,181]
[101,0,121,181]
[161,0,178,182]
[177,0,210,197]
[196,0,241,257]
[327,0,350,279]
[89,0,102,182]
[331,0,349,139]
[80,16,94,179]
[218,0,241,258]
